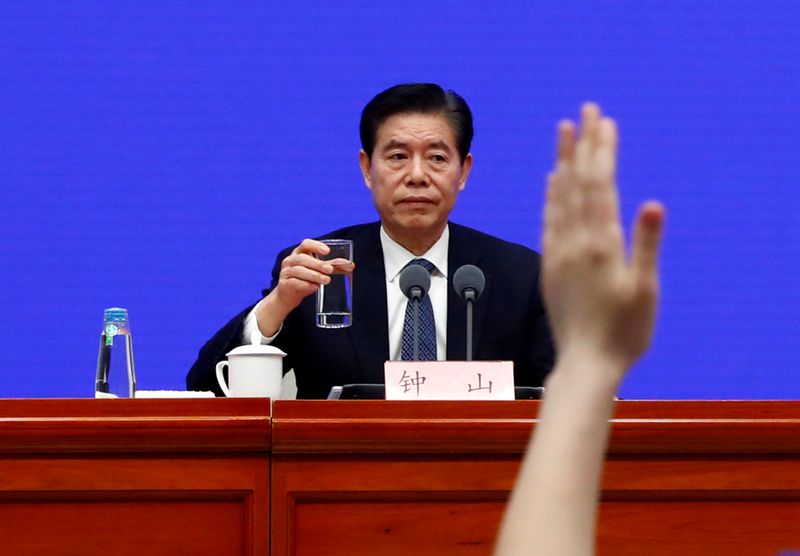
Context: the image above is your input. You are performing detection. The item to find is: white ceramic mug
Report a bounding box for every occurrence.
[215,344,286,398]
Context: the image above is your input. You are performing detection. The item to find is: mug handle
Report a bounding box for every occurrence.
[215,361,231,397]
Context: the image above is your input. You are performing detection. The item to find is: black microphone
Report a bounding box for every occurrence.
[453,264,485,302]
[399,265,431,360]
[453,265,485,361]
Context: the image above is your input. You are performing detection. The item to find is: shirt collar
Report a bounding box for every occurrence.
[381,224,450,283]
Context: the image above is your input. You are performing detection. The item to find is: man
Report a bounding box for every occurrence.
[187,83,555,398]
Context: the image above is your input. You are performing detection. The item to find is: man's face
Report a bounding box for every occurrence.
[359,112,472,250]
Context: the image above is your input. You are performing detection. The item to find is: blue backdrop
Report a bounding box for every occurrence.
[1,1,798,399]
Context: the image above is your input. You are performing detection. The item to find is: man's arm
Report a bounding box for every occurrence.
[494,103,665,556]
[186,238,354,393]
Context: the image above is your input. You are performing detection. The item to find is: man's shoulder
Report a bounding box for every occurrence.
[448,222,542,290]
[449,222,540,260]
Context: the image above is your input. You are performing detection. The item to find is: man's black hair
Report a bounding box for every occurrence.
[359,83,473,164]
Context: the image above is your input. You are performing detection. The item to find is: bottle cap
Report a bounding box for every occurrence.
[103,307,130,340]
[104,307,129,324]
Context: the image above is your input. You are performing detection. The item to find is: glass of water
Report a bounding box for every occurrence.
[316,239,353,328]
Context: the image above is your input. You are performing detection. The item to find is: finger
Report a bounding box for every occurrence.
[548,168,581,231]
[580,102,601,145]
[282,252,335,275]
[328,258,356,273]
[583,117,621,230]
[543,172,566,243]
[575,103,600,178]
[294,238,330,257]
[552,121,577,219]
[281,263,333,286]
[584,180,623,247]
[631,201,665,284]
[595,117,618,182]
[555,119,576,171]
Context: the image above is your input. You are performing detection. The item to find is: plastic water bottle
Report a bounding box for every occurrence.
[95,307,137,398]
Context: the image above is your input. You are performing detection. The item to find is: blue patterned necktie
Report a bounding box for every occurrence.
[401,258,437,361]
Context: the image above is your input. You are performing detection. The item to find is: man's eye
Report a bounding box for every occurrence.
[430,154,446,163]
[389,153,406,160]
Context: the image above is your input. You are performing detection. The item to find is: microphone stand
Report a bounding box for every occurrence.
[411,287,421,361]
[454,264,485,362]
[465,288,475,361]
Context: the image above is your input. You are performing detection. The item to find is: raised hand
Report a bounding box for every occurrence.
[495,104,665,556]
[542,102,665,377]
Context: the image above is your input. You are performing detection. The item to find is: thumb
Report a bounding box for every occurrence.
[631,201,665,286]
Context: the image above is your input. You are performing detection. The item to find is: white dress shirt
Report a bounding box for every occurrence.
[381,225,448,360]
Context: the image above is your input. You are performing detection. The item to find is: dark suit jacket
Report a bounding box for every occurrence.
[186,221,555,398]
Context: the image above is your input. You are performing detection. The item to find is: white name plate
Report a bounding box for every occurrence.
[384,361,514,401]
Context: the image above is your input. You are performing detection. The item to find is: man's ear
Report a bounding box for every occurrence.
[358,150,373,189]
[458,153,473,192]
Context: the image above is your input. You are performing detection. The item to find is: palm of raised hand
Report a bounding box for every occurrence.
[542,103,665,373]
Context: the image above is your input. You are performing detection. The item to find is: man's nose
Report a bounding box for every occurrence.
[407,156,428,185]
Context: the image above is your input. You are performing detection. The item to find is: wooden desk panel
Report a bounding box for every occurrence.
[0,398,270,556]
[598,401,800,554]
[272,400,800,556]
[271,455,515,556]
[271,401,531,555]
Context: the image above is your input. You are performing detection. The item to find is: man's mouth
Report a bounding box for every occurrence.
[399,197,434,205]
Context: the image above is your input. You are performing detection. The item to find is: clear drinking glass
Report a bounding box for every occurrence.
[316,239,353,328]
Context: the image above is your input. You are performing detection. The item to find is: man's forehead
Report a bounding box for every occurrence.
[375,112,457,148]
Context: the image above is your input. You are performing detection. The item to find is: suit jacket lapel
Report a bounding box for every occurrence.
[350,224,390,383]
[446,224,489,361]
